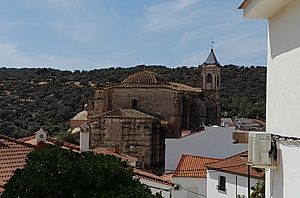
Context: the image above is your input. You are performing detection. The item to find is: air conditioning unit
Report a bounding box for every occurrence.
[248,132,276,168]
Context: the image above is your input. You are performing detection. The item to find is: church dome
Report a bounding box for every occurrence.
[122,70,169,85]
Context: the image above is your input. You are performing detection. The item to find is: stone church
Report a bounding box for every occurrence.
[75,49,221,173]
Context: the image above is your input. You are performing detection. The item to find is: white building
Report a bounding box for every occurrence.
[171,154,220,198]
[165,126,247,171]
[239,0,300,197]
[206,152,263,198]
[133,168,174,198]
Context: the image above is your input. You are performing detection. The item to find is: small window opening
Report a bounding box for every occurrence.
[132,99,137,108]
[218,176,226,191]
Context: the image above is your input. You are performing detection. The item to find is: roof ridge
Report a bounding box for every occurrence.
[0,134,36,149]
[222,151,248,160]
[181,154,221,160]
[119,108,125,117]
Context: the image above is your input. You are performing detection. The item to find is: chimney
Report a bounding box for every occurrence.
[80,131,89,152]
[35,128,47,144]
[79,123,91,152]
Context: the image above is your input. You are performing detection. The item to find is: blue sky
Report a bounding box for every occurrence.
[0,0,267,71]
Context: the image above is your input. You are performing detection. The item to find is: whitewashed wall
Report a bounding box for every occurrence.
[206,170,258,198]
[265,0,300,198]
[139,178,173,198]
[267,0,300,137]
[165,126,247,171]
[172,177,206,198]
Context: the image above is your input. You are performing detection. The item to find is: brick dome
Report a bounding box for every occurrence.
[122,70,169,85]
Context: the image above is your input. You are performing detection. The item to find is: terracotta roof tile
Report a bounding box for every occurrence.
[0,137,33,187]
[133,168,174,186]
[160,172,174,182]
[206,151,264,179]
[173,154,220,178]
[99,108,158,119]
[92,147,138,164]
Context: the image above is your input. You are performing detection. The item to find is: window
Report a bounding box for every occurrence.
[218,176,226,191]
[39,134,44,139]
[131,99,137,108]
[206,73,212,83]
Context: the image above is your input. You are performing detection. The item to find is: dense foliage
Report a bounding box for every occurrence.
[251,180,265,198]
[0,65,266,138]
[2,146,162,198]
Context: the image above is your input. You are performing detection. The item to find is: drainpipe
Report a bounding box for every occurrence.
[248,165,250,198]
[236,175,238,198]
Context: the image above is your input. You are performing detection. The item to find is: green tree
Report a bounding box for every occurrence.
[251,180,265,198]
[2,146,162,198]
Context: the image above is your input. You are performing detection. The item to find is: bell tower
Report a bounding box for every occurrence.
[201,48,221,91]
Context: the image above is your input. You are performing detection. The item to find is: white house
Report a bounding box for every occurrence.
[171,154,220,198]
[133,168,174,198]
[206,152,263,198]
[165,126,247,171]
[240,0,300,197]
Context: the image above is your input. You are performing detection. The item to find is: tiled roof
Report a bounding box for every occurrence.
[71,110,88,120]
[133,168,174,186]
[204,49,219,65]
[92,147,138,164]
[100,108,158,119]
[206,151,264,179]
[160,172,174,182]
[173,154,220,178]
[122,70,169,85]
[0,134,138,192]
[113,81,202,93]
[0,136,34,188]
[17,136,80,151]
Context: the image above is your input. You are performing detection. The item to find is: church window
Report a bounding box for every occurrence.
[132,99,138,108]
[39,134,44,139]
[217,76,220,87]
[206,73,212,83]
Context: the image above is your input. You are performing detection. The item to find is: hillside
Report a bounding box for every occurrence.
[0,65,266,138]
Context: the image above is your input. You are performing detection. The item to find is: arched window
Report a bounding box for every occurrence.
[206,73,212,83]
[217,76,220,87]
[131,99,137,108]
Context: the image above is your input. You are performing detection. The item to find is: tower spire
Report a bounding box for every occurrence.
[204,46,219,65]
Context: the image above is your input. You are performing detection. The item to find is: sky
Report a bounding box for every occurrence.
[0,0,267,71]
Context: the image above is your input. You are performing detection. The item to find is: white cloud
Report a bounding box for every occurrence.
[143,0,200,32]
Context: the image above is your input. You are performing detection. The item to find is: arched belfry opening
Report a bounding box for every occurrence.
[206,73,212,83]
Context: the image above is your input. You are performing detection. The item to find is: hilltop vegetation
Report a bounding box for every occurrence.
[0,65,266,138]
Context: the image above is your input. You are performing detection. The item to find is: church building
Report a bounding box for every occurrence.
[74,49,222,173]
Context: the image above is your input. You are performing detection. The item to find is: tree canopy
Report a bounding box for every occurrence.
[2,146,162,198]
[0,65,266,138]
